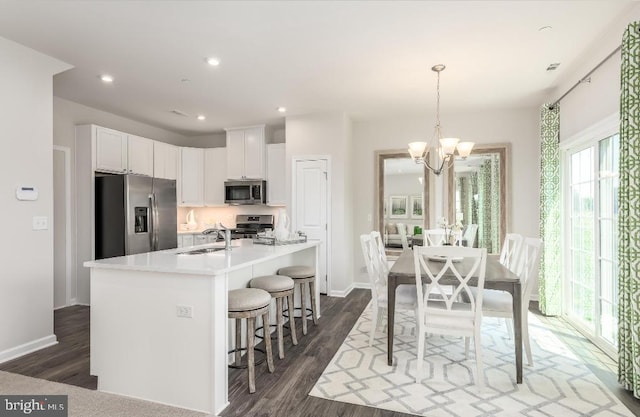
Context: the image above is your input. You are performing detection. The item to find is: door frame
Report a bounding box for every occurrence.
[53,145,73,308]
[291,155,332,295]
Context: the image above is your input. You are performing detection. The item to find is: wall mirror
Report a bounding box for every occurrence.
[447,144,508,254]
[375,150,430,249]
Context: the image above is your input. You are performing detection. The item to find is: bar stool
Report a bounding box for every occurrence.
[277,265,318,335]
[250,275,298,359]
[228,288,275,393]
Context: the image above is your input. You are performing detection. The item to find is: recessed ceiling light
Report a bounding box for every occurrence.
[546,63,561,71]
[99,74,114,83]
[277,107,287,113]
[197,115,206,121]
[181,78,191,83]
[538,25,553,32]
[206,57,220,66]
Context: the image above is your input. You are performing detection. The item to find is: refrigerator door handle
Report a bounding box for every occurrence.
[149,193,160,251]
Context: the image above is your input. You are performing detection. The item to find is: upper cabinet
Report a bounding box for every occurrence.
[127,135,154,176]
[95,127,128,173]
[266,143,286,206]
[225,125,266,180]
[204,148,226,206]
[178,147,204,207]
[154,141,178,180]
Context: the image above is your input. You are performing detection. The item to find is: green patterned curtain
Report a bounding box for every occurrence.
[618,21,640,399]
[490,154,500,251]
[539,103,561,316]
[478,161,491,251]
[470,172,478,226]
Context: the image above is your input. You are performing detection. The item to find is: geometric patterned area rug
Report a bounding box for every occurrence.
[310,304,634,416]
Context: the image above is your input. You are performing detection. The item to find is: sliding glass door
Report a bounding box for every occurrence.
[565,133,619,356]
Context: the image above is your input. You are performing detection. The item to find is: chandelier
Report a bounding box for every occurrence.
[408,64,474,175]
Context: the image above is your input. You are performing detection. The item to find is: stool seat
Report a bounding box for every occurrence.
[277,265,314,279]
[250,275,294,293]
[228,288,271,312]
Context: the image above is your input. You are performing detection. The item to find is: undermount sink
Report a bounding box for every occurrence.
[178,247,226,255]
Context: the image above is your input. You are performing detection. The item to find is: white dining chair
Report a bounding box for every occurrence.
[477,237,542,366]
[413,245,487,387]
[371,231,394,273]
[462,224,478,247]
[360,234,417,346]
[499,233,523,272]
[397,223,410,250]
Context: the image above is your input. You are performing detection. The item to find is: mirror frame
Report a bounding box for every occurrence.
[375,149,431,237]
[447,144,509,249]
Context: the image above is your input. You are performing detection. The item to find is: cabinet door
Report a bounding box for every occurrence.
[226,129,245,180]
[194,235,207,246]
[127,135,154,176]
[181,234,194,247]
[243,127,265,179]
[204,147,227,206]
[154,142,178,180]
[95,127,128,173]
[179,147,204,206]
[267,143,286,206]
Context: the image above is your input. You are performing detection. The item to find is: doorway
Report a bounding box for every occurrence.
[292,157,330,294]
[53,146,72,308]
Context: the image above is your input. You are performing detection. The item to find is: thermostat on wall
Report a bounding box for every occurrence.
[16,186,38,201]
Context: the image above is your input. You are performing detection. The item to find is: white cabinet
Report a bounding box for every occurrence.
[178,147,204,206]
[225,125,266,180]
[95,127,128,173]
[194,234,207,246]
[127,135,154,176]
[181,234,194,248]
[154,141,178,180]
[204,147,227,206]
[266,143,286,206]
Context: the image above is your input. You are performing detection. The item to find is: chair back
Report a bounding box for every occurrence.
[499,233,523,272]
[360,234,386,300]
[371,230,390,275]
[463,224,478,247]
[515,237,543,310]
[397,223,410,250]
[423,228,462,246]
[413,245,487,322]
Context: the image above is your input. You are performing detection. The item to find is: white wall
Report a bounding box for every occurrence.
[0,37,71,361]
[351,108,540,284]
[285,112,354,295]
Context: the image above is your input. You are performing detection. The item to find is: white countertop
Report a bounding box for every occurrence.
[84,239,320,276]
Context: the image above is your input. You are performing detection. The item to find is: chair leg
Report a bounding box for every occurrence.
[276,296,284,359]
[300,282,308,335]
[262,311,275,373]
[474,330,484,389]
[309,278,318,325]
[505,317,513,340]
[416,326,425,383]
[523,313,533,366]
[369,302,378,346]
[286,292,298,345]
[247,317,256,393]
[235,318,242,366]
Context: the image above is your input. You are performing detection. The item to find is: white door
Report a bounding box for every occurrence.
[294,159,329,294]
[53,147,70,308]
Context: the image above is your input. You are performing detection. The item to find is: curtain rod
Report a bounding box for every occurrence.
[548,44,622,110]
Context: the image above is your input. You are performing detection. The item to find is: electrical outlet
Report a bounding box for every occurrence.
[176,305,193,318]
[32,216,48,230]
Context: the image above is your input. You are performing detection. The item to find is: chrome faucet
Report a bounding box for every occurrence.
[202,223,233,251]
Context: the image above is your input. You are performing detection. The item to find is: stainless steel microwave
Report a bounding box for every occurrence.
[224,180,266,205]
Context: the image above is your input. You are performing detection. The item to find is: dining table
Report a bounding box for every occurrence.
[387,249,524,384]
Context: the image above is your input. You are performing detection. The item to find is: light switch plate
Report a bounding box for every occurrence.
[32,216,48,230]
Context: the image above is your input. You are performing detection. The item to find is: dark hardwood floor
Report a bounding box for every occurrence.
[2,291,638,416]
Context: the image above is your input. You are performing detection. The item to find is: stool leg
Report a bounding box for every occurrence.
[287,291,298,345]
[247,317,256,394]
[300,281,308,335]
[235,318,242,366]
[262,311,275,373]
[310,278,318,325]
[276,296,284,359]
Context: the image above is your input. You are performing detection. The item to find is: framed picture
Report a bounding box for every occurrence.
[389,195,408,218]
[411,195,423,219]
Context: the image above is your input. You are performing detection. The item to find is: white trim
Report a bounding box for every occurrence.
[352,282,371,290]
[291,155,332,295]
[329,284,355,298]
[560,113,619,150]
[53,145,73,307]
[0,335,58,364]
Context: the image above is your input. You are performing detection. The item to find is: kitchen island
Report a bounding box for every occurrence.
[84,239,320,416]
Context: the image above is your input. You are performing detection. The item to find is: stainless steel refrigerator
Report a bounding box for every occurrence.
[95,174,177,259]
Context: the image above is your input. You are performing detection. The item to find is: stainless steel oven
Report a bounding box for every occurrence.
[224,180,266,205]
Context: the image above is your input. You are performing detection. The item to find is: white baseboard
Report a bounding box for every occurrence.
[352,282,371,290]
[329,284,355,298]
[0,335,58,364]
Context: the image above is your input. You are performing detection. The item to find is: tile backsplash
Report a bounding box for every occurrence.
[177,205,284,229]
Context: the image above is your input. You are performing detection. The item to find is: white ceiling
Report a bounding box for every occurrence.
[0,0,633,136]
